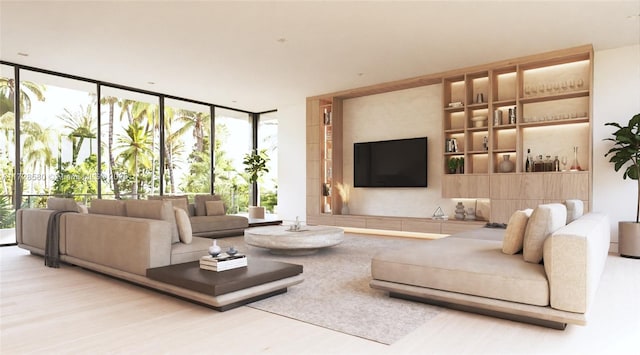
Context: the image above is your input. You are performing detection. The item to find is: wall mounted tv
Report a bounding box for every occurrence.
[354,137,428,188]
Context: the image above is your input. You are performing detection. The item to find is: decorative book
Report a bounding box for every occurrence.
[199,254,247,272]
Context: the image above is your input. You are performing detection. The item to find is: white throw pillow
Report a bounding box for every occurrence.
[502,209,533,255]
[174,207,192,244]
[205,200,225,216]
[523,204,567,263]
[564,199,584,224]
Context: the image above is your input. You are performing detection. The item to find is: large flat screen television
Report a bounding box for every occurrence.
[354,137,427,188]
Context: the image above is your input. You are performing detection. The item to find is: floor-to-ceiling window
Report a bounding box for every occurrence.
[18,70,98,207]
[163,99,211,196]
[258,111,278,214]
[214,107,252,214]
[0,64,17,244]
[0,62,278,246]
[99,87,159,200]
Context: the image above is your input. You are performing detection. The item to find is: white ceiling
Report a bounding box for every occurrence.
[1,1,639,113]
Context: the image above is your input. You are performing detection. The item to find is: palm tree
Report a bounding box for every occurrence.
[100,96,121,199]
[162,108,186,194]
[0,78,46,116]
[115,122,152,199]
[58,104,97,165]
[130,102,160,195]
[21,121,55,193]
[174,110,210,155]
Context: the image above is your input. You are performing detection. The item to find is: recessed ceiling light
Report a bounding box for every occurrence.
[147,81,155,85]
[357,73,364,77]
[627,14,640,20]
[276,38,287,43]
[17,52,29,57]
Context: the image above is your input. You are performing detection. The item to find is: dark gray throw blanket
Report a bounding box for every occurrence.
[45,210,76,268]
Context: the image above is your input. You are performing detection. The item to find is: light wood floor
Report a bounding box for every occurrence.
[1,245,639,354]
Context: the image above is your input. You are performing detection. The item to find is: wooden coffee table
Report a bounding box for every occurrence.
[146,259,303,311]
[244,225,344,255]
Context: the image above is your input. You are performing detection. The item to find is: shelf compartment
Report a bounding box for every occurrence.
[494,152,517,174]
[519,90,589,104]
[521,96,589,124]
[493,129,516,151]
[444,111,465,130]
[492,69,517,102]
[466,72,489,106]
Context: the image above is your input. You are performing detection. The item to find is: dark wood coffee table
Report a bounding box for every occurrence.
[146,259,303,311]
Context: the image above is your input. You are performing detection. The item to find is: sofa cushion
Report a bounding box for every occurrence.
[170,236,212,264]
[47,197,80,212]
[205,200,225,216]
[126,200,179,243]
[89,199,127,216]
[523,203,567,263]
[372,238,549,306]
[189,215,248,235]
[564,199,584,224]
[194,194,222,216]
[502,209,533,255]
[174,207,192,244]
[149,195,189,213]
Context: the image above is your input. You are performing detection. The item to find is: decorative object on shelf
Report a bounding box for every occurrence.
[323,108,332,125]
[533,155,545,172]
[448,101,463,108]
[471,115,488,128]
[553,156,560,172]
[525,148,533,172]
[454,202,466,220]
[458,157,465,174]
[208,240,221,257]
[448,157,459,174]
[483,136,488,151]
[336,182,350,215]
[432,206,448,220]
[476,93,484,104]
[544,155,553,171]
[561,155,568,171]
[445,138,458,153]
[324,203,331,213]
[508,107,517,124]
[227,246,238,256]
[499,154,514,173]
[466,208,476,220]
[570,146,582,171]
[493,110,502,126]
[604,113,640,258]
[322,183,331,197]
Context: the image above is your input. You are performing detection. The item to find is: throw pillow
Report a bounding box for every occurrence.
[523,203,567,263]
[148,195,189,213]
[564,199,584,224]
[77,204,89,214]
[126,200,180,244]
[205,200,225,216]
[502,208,533,255]
[174,207,192,244]
[89,199,127,216]
[47,197,80,212]
[194,194,222,216]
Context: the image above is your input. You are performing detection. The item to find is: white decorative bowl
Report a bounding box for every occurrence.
[471,115,488,127]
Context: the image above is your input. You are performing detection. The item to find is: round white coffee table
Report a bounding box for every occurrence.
[244,225,344,255]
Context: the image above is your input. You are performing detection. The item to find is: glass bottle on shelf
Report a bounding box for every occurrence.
[553,156,560,172]
[544,155,553,172]
[525,148,532,172]
[533,155,544,172]
[570,146,582,171]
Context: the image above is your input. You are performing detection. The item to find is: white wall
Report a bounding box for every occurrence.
[275,102,307,223]
[592,44,640,248]
[277,44,640,232]
[341,85,456,218]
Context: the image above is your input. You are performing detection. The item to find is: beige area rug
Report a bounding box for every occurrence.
[216,233,440,345]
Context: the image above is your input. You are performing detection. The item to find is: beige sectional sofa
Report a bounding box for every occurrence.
[370,202,610,329]
[15,198,299,309]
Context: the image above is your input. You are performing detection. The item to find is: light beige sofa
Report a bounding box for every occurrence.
[15,198,300,309]
[148,194,248,238]
[370,203,610,329]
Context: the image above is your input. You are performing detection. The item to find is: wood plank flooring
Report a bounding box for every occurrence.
[1,244,639,354]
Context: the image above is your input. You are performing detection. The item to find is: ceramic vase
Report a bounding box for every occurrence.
[342,203,350,215]
[455,202,466,220]
[499,154,514,173]
[208,240,221,257]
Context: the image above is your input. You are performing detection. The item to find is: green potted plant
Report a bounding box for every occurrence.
[604,113,640,258]
[447,157,458,174]
[458,157,465,174]
[243,149,270,219]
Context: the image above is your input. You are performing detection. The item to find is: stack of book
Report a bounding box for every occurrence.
[199,254,247,272]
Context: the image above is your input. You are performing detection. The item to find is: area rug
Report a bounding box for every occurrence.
[217,233,440,345]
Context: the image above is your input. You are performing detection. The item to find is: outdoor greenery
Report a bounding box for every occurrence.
[0,74,278,230]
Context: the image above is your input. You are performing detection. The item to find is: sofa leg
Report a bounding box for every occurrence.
[389,292,567,330]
